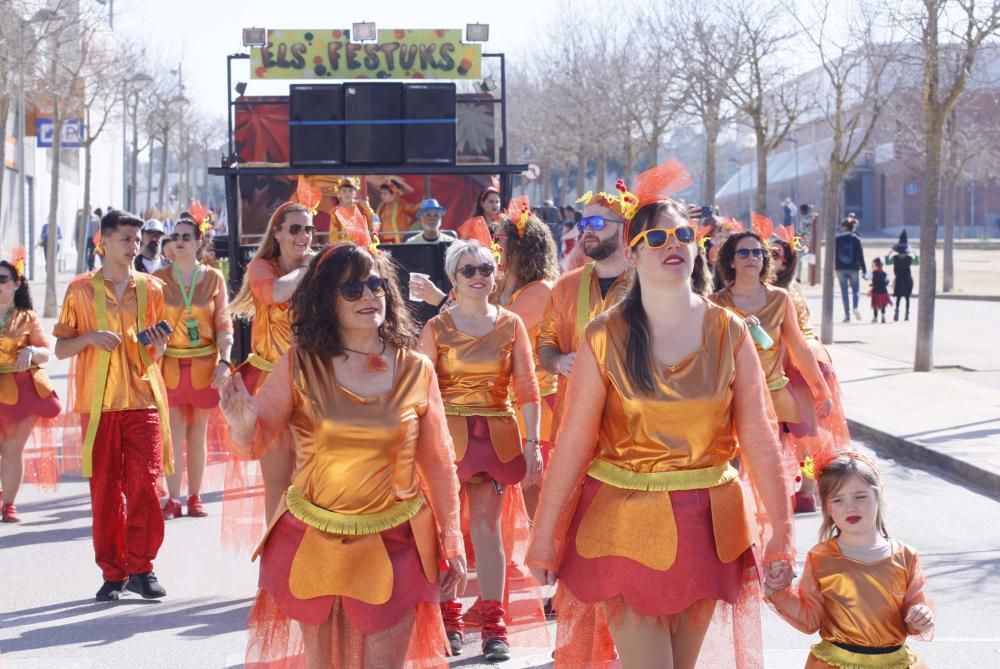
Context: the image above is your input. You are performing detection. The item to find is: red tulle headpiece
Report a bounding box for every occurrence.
[631,158,694,210]
[295,178,323,214]
[751,213,774,244]
[458,216,503,264]
[337,207,374,249]
[1,245,27,279]
[503,195,531,238]
[813,450,880,481]
[188,200,214,234]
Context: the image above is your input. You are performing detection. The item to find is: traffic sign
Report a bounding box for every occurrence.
[36,119,84,148]
[523,163,541,181]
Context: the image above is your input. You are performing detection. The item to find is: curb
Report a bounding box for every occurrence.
[848,419,1000,500]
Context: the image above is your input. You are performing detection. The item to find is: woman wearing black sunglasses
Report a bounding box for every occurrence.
[153,218,234,521]
[527,197,797,668]
[711,231,832,441]
[417,239,542,662]
[228,202,316,545]
[0,253,61,523]
[221,242,466,668]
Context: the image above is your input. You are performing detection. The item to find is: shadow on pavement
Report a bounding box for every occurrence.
[0,525,92,549]
[0,596,254,652]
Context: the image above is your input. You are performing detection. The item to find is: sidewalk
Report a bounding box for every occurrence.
[815,293,1000,499]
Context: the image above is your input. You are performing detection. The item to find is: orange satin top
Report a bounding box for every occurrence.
[506,280,557,397]
[54,272,165,412]
[710,284,803,423]
[377,200,420,239]
[0,309,55,405]
[155,265,233,390]
[768,539,931,649]
[788,281,832,365]
[588,303,741,472]
[423,308,540,415]
[537,262,629,433]
[247,258,294,364]
[254,345,463,558]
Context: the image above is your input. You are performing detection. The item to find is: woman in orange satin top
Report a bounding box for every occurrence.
[0,257,60,523]
[766,453,934,668]
[154,218,233,520]
[229,202,316,525]
[526,199,795,668]
[710,231,833,437]
[222,242,466,668]
[496,213,560,515]
[417,239,541,662]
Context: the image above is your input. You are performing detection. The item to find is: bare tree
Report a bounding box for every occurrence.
[894,0,1000,371]
[790,1,901,344]
[725,0,806,215]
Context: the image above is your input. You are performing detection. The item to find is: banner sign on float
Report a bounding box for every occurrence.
[250,29,482,80]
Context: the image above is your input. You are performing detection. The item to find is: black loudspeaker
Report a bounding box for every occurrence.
[379,242,453,327]
[403,83,457,165]
[289,84,344,166]
[344,83,403,165]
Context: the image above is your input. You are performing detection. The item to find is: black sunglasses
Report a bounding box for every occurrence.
[171,232,195,242]
[736,248,766,259]
[458,263,495,279]
[339,277,389,302]
[279,223,317,236]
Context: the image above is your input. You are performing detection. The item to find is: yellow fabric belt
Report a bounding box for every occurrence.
[767,376,790,392]
[586,460,738,492]
[165,344,217,359]
[285,486,424,536]
[444,405,514,418]
[810,640,916,669]
[575,262,595,340]
[0,363,40,373]
[246,352,275,372]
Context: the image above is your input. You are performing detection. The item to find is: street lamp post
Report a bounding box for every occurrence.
[122,73,153,212]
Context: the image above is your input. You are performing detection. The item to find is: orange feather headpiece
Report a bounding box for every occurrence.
[458,216,502,263]
[622,158,694,241]
[503,195,531,238]
[295,177,324,214]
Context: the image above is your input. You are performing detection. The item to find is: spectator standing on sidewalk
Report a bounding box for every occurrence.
[889,230,915,322]
[835,215,866,322]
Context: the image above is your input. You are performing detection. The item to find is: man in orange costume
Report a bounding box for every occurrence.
[54,210,173,602]
[537,193,631,443]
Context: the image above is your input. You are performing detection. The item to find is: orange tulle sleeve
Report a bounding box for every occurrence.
[781,296,830,401]
[213,270,234,336]
[510,315,540,407]
[239,349,295,459]
[247,258,282,306]
[526,336,604,572]
[766,551,824,634]
[414,367,464,559]
[904,552,934,641]
[28,315,52,349]
[733,331,796,564]
[506,282,549,331]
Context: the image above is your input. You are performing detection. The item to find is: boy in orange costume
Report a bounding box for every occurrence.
[54,210,173,602]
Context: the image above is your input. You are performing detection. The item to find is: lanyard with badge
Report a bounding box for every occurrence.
[173,264,202,346]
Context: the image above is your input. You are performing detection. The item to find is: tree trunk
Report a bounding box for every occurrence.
[158,133,170,210]
[0,98,9,242]
[595,153,607,193]
[819,166,844,345]
[754,129,768,215]
[914,123,943,372]
[44,115,63,318]
[201,144,210,203]
[942,177,957,292]
[129,96,140,211]
[648,130,660,165]
[623,138,635,184]
[78,134,94,274]
[704,121,720,205]
[145,140,155,214]
[576,151,587,197]
[558,160,570,206]
[541,162,551,201]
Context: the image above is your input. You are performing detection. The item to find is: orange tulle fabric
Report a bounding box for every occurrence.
[245,590,448,668]
[630,157,693,210]
[457,216,493,249]
[751,213,774,241]
[6,416,59,491]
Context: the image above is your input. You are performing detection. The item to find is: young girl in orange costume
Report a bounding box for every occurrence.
[766,452,934,668]
[228,201,317,547]
[0,251,60,522]
[528,162,796,668]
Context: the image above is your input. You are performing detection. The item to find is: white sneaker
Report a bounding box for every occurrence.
[853,309,862,321]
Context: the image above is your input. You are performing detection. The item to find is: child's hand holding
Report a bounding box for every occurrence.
[905,604,934,636]
[763,561,793,596]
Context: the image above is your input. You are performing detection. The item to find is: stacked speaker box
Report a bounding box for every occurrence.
[289,84,344,166]
[345,83,404,165]
[403,83,457,165]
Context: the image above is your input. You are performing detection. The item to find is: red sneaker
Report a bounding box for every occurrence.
[2,503,21,523]
[186,494,207,517]
[162,499,183,520]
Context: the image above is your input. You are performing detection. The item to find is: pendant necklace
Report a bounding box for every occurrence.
[343,338,388,372]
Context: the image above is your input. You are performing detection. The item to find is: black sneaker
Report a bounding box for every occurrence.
[483,637,511,662]
[95,580,127,601]
[446,631,463,656]
[126,571,166,599]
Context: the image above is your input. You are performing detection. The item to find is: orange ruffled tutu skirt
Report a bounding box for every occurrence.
[0,371,61,423]
[165,359,220,409]
[455,416,526,485]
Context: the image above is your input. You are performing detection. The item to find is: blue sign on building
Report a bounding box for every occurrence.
[36,118,84,148]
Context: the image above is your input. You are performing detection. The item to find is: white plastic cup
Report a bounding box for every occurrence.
[409,272,430,302]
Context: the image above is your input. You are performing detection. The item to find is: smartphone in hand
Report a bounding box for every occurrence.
[137,320,172,346]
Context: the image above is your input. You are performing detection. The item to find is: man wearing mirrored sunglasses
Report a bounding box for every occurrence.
[537,194,630,442]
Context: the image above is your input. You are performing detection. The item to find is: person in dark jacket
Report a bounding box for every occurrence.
[889,230,915,321]
[834,216,866,322]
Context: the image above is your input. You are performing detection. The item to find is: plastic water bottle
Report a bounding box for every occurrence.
[749,323,774,350]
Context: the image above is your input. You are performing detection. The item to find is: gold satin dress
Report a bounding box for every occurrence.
[239,257,294,394]
[0,309,58,423]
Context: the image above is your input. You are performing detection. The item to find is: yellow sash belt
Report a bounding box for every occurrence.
[810,640,917,669]
[0,363,40,373]
[246,352,275,372]
[285,486,425,536]
[575,262,595,340]
[586,459,738,492]
[81,272,172,477]
[444,405,514,418]
[165,344,217,359]
[768,376,790,391]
